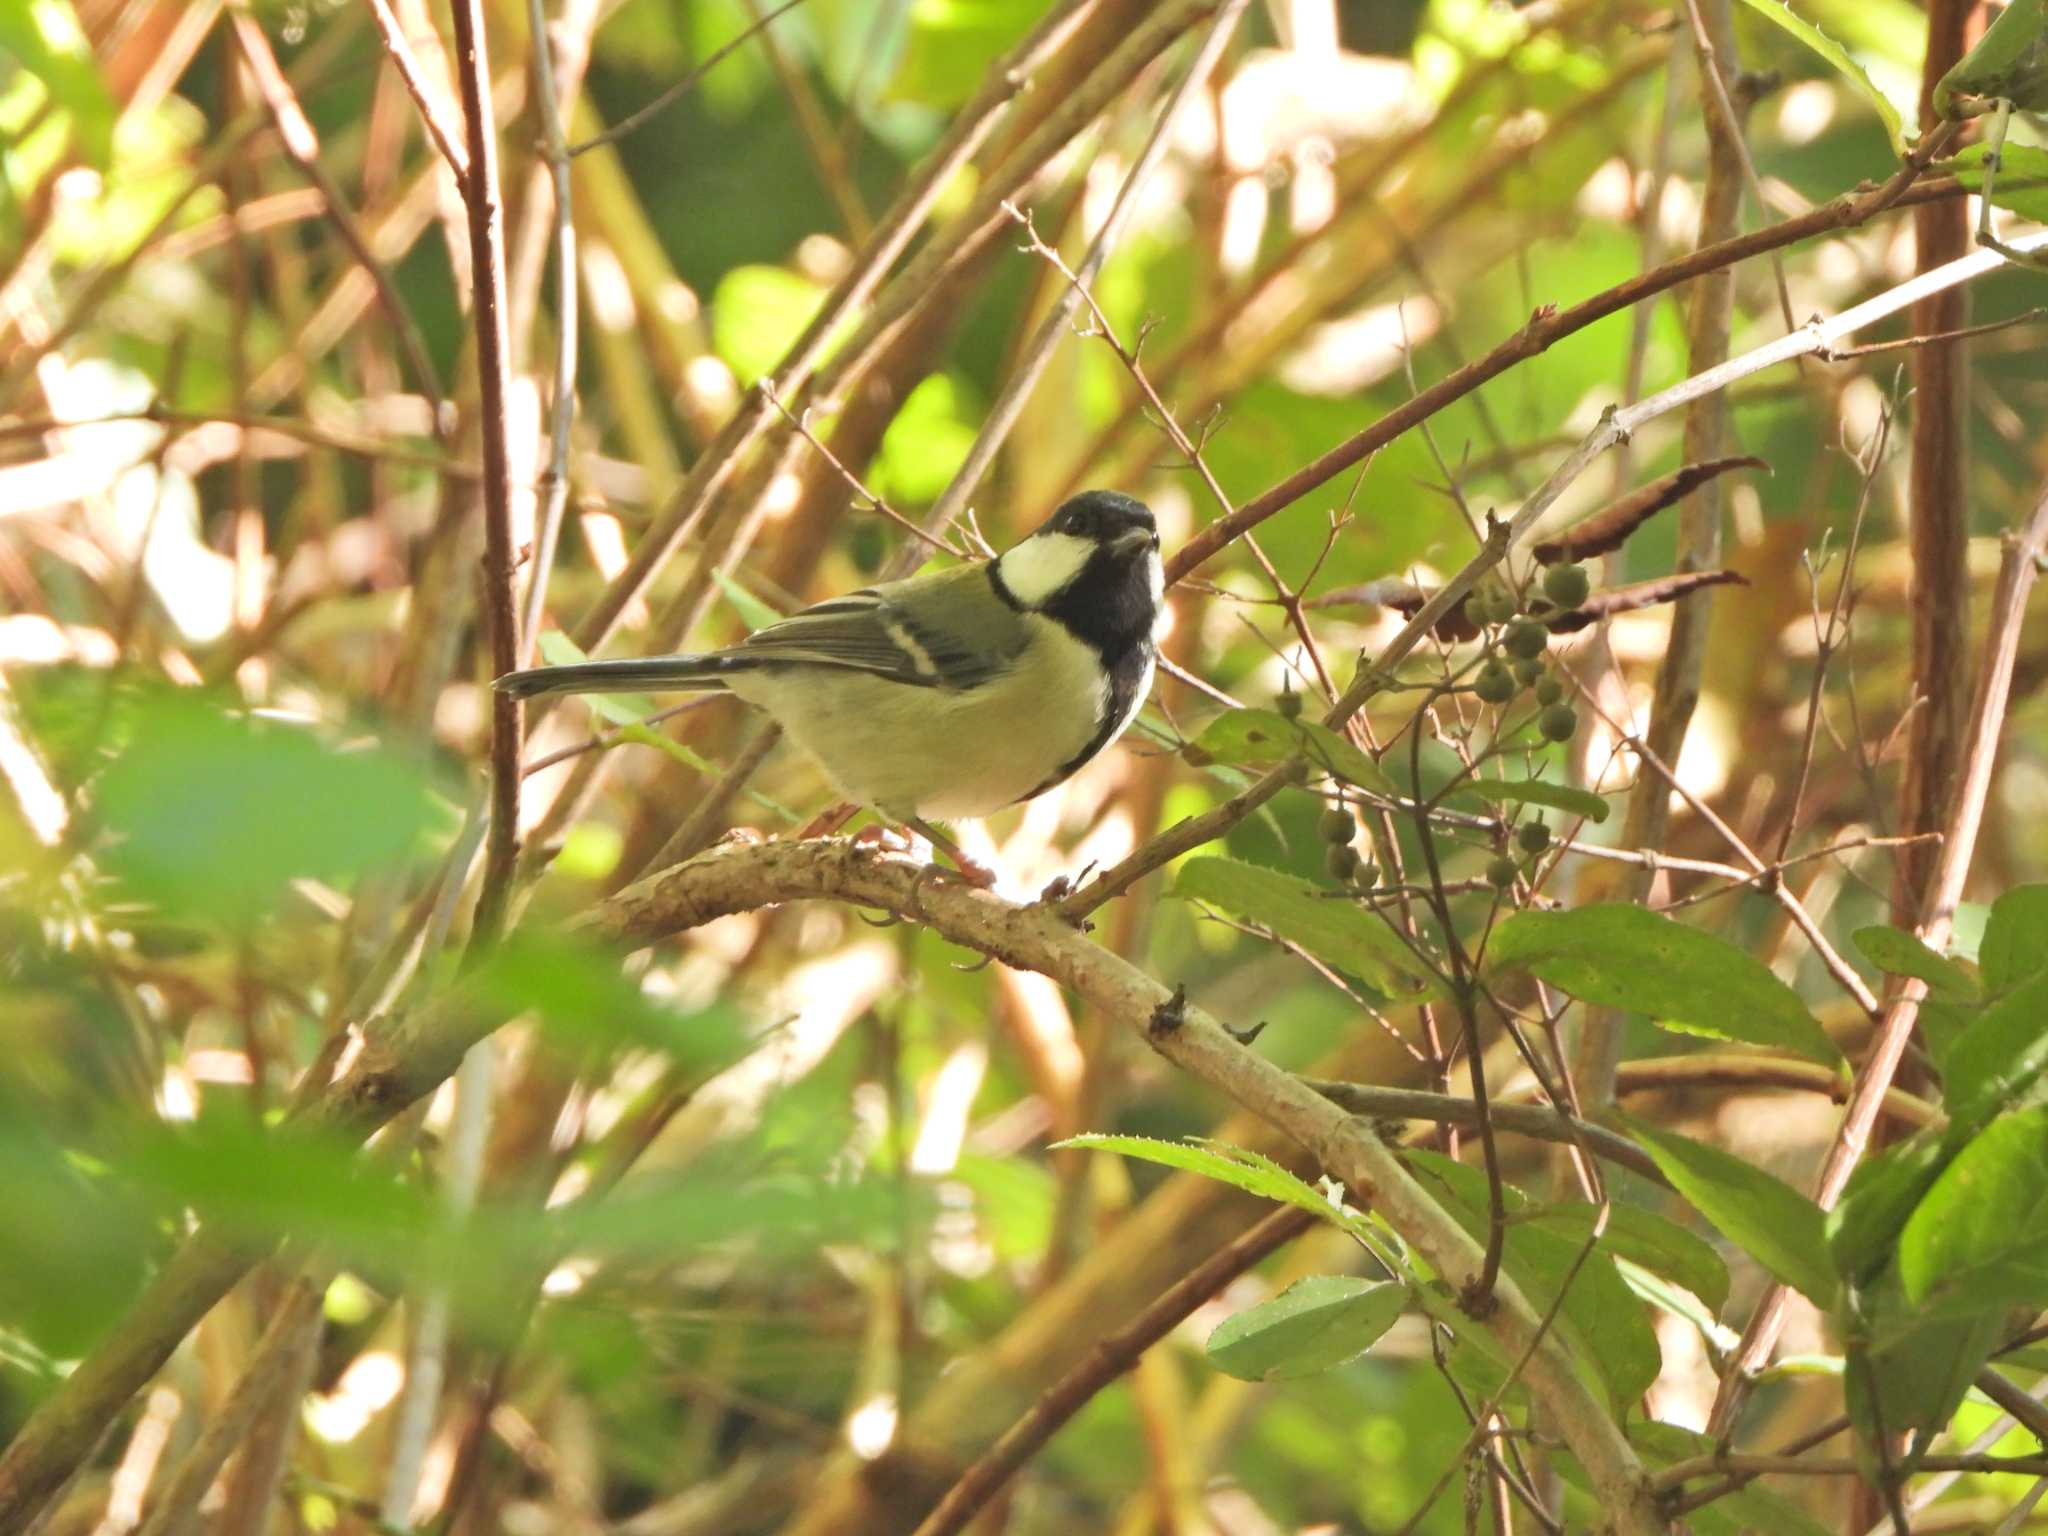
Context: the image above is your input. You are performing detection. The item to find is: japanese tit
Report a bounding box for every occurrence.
[497,490,1165,827]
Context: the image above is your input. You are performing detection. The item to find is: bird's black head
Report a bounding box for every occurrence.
[990,491,1163,661]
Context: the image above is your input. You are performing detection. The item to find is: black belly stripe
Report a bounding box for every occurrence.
[1021,644,1153,802]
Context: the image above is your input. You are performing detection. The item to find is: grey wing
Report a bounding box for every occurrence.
[728,577,1015,690]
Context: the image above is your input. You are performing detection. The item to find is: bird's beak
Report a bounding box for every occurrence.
[1112,528,1160,555]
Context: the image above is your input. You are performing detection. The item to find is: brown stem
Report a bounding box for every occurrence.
[1575,0,1747,1109]
[908,1206,1314,1536]
[1163,126,1961,586]
[446,0,524,949]
[1708,473,2048,1432]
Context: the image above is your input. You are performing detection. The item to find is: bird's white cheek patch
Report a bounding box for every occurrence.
[996,531,1095,606]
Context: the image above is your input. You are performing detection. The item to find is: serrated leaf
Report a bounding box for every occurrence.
[1055,1134,1353,1230]
[1733,0,1906,150]
[1174,857,1443,1000]
[1488,905,1842,1066]
[1940,969,2048,1132]
[1898,1107,2048,1309]
[1851,925,1979,998]
[1980,884,2048,993]
[1205,1276,1406,1380]
[1188,708,1396,797]
[1623,1118,1838,1309]
[1452,775,1610,824]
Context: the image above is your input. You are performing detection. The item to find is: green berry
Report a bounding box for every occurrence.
[1512,655,1544,687]
[1517,820,1552,854]
[1486,855,1520,890]
[1473,660,1517,704]
[1275,689,1304,721]
[1538,703,1579,742]
[1318,806,1356,844]
[1534,674,1565,706]
[1542,562,1592,610]
[1351,860,1379,892]
[1326,842,1360,881]
[1503,618,1549,660]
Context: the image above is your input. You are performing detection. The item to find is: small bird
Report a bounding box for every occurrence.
[498,490,1164,871]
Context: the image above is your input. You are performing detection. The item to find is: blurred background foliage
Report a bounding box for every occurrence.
[2,0,2047,1528]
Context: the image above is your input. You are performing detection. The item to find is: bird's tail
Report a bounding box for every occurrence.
[493,655,738,700]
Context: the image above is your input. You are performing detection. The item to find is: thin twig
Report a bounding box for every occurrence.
[1708,472,2048,1431]
[909,1206,1313,1536]
[445,0,525,950]
[517,0,584,660]
[362,0,471,178]
[924,0,1248,542]
[567,0,813,157]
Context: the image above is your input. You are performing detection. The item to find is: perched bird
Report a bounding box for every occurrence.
[497,490,1164,869]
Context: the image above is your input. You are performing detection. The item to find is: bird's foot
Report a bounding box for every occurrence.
[905,817,999,889]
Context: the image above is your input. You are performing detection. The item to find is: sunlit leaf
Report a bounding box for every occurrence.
[1940,969,2048,1132]
[0,0,115,167]
[1733,0,1906,148]
[1898,1107,2048,1310]
[1979,883,2048,993]
[1488,905,1842,1066]
[711,265,826,385]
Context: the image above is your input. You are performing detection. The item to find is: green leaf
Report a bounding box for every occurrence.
[1055,1134,1360,1234]
[713,571,784,632]
[1733,0,1906,149]
[1898,1107,2048,1310]
[1488,905,1842,1066]
[470,932,751,1068]
[1405,1151,1660,1407]
[1628,1424,1835,1536]
[1979,883,2048,993]
[887,0,1043,108]
[1940,969,2048,1132]
[1453,775,1610,824]
[1846,1291,2001,1444]
[871,373,978,504]
[0,0,115,167]
[1530,1202,1731,1312]
[1826,1134,1948,1284]
[710,265,826,386]
[537,631,656,725]
[94,690,442,926]
[1188,708,1396,797]
[1623,1118,1838,1309]
[1935,0,2048,113]
[1851,925,1979,998]
[1205,1276,1406,1380]
[1173,857,1443,1000]
[1947,143,2048,224]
